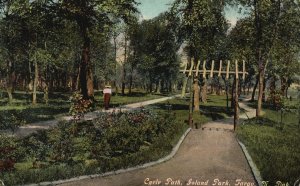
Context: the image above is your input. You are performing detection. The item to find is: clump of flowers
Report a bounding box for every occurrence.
[69,92,93,122]
[94,108,156,130]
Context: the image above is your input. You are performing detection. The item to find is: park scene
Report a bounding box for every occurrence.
[0,0,299,185]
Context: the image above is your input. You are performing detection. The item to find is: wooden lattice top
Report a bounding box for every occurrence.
[180,59,248,80]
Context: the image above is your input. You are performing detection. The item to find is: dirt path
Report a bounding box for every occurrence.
[59,100,258,186]
[12,95,179,137]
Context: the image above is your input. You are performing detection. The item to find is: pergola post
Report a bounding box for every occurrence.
[180,59,247,131]
[234,60,239,131]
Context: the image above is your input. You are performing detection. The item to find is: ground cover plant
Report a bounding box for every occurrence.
[237,99,300,185]
[0,107,186,185]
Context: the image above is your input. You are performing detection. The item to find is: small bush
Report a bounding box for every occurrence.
[267,90,284,110]
[69,92,94,122]
[0,110,26,131]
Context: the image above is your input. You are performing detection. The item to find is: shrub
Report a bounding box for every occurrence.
[1,109,186,185]
[0,134,23,172]
[267,90,284,110]
[0,110,26,131]
[92,109,177,161]
[69,92,94,122]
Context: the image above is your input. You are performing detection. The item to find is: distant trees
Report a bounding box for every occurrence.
[229,0,300,116]
[0,0,139,104]
[0,0,299,109]
[127,13,181,94]
[170,0,229,110]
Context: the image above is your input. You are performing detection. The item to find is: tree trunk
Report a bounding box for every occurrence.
[280,77,287,97]
[156,80,161,94]
[76,66,80,91]
[231,78,235,108]
[181,76,188,98]
[172,82,177,93]
[113,35,119,95]
[270,76,276,105]
[234,77,239,131]
[262,77,267,102]
[251,75,259,101]
[256,68,265,117]
[193,78,200,111]
[121,31,129,96]
[200,79,207,103]
[44,84,49,105]
[28,58,33,92]
[149,81,153,93]
[79,24,94,100]
[238,80,242,97]
[32,59,38,105]
[129,65,134,95]
[121,69,126,95]
[225,79,229,110]
[6,59,15,104]
[216,78,221,95]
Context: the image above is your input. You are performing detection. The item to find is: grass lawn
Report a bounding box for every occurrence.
[148,94,233,128]
[237,101,300,185]
[94,90,167,109]
[0,90,172,128]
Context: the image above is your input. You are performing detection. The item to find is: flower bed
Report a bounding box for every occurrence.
[0,108,186,185]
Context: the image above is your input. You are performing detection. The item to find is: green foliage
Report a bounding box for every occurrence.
[0,108,186,185]
[92,109,172,157]
[0,110,26,131]
[0,134,19,160]
[69,92,94,121]
[267,90,284,110]
[237,103,300,185]
[171,0,229,59]
[126,13,181,92]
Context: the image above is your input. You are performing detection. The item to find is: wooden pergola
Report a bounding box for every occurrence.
[180,59,248,131]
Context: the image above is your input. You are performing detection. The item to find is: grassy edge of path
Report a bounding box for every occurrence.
[236,102,300,185]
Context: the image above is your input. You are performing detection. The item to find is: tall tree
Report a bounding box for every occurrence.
[171,0,229,110]
[55,0,138,99]
[130,14,180,93]
[234,0,300,116]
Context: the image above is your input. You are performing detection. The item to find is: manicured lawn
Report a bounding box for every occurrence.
[149,94,233,127]
[0,90,172,130]
[237,101,300,185]
[94,91,167,109]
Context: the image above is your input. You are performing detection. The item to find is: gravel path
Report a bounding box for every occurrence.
[59,99,258,186]
[12,95,179,138]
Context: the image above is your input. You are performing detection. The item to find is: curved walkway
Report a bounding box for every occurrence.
[12,95,179,138]
[60,100,257,186]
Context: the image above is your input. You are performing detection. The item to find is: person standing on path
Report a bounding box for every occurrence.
[103,85,112,110]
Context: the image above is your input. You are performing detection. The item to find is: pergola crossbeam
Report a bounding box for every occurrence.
[181,60,248,80]
[180,59,249,131]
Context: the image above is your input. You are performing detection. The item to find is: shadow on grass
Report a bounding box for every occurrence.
[153,101,232,121]
[0,106,69,124]
[115,92,171,97]
[0,91,70,106]
[123,92,150,97]
[244,117,278,127]
[153,103,189,111]
[201,105,232,121]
